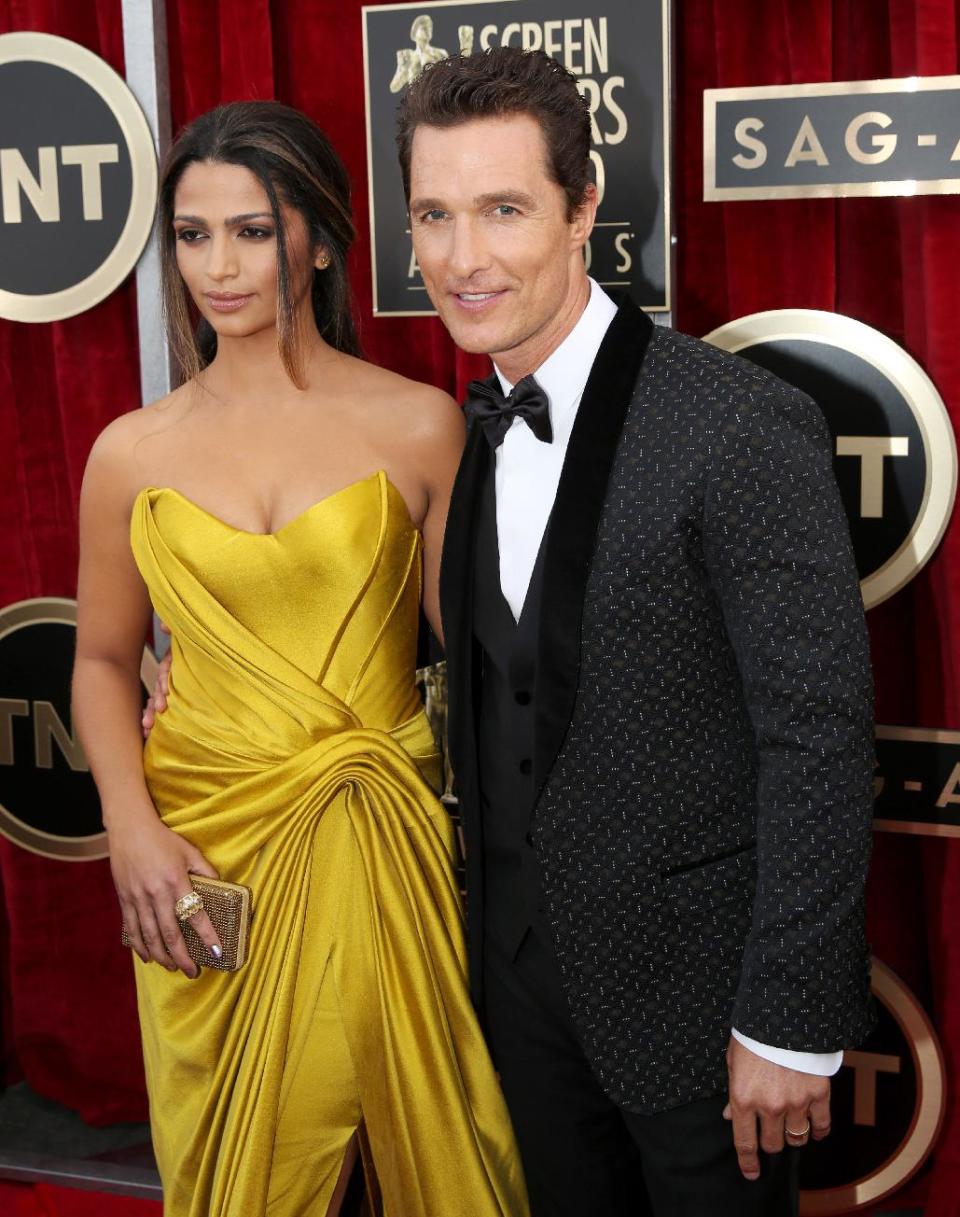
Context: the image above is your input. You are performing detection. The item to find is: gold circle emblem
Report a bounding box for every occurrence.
[800,958,945,1215]
[0,32,157,322]
[0,597,158,861]
[704,310,957,610]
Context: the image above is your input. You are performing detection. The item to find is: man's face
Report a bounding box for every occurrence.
[408,114,595,370]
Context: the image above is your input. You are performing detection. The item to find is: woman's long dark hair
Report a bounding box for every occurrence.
[159,101,361,388]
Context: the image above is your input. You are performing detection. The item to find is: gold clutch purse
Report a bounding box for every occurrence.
[121,875,252,972]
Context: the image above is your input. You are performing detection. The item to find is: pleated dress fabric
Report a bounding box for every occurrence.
[129,471,528,1217]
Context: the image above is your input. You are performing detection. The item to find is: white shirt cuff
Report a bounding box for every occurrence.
[731,1028,843,1077]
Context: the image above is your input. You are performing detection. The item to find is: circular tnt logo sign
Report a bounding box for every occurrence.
[0,598,157,861]
[799,959,945,1215]
[0,32,157,322]
[704,311,957,610]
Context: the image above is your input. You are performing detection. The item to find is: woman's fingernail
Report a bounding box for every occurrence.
[211,944,223,959]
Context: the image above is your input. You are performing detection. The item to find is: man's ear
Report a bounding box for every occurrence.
[570,182,599,249]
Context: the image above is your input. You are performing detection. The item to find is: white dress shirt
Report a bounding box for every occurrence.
[491,278,841,1079]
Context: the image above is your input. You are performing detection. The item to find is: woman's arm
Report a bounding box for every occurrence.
[73,424,220,976]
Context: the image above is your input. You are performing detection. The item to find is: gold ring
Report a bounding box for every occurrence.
[174,890,204,921]
[785,1120,811,1138]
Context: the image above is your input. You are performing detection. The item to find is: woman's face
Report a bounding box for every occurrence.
[172,159,322,343]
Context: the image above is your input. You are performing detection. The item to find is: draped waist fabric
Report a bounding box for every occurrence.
[129,474,527,1217]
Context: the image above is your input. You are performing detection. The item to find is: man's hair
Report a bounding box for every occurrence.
[396,47,592,218]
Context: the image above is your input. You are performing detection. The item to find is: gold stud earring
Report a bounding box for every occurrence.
[317,252,331,270]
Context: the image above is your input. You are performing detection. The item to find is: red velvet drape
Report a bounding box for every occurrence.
[1,1,958,1210]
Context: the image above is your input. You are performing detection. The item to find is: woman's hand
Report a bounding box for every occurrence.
[142,624,172,738]
[110,809,222,977]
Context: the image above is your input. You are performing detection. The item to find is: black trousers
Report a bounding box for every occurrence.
[483,927,799,1217]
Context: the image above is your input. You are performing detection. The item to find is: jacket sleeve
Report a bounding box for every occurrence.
[702,375,876,1052]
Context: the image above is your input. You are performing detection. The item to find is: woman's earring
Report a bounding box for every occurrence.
[317,252,331,270]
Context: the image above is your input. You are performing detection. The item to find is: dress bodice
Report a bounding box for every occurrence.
[130,470,434,813]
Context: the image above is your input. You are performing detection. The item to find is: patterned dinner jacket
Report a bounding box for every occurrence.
[439,297,876,1113]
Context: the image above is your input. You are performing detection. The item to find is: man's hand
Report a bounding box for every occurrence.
[723,1035,831,1180]
[142,623,172,739]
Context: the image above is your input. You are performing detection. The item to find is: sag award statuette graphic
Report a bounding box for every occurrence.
[362,0,671,316]
[0,31,157,322]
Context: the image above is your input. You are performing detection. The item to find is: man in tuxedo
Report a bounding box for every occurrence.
[395,47,875,1215]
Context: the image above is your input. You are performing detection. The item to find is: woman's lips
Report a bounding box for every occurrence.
[205,293,254,312]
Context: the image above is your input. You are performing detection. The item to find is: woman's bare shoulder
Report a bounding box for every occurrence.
[342,355,463,441]
[84,383,194,488]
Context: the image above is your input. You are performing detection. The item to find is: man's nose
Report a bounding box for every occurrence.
[448,217,491,280]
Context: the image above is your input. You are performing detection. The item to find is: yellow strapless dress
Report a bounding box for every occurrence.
[129,472,528,1217]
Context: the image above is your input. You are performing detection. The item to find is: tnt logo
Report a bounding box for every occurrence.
[1,144,120,223]
[0,32,156,322]
[798,959,945,1215]
[0,598,156,861]
[704,310,957,610]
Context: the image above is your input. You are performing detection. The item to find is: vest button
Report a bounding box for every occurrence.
[519,758,532,775]
[514,689,531,705]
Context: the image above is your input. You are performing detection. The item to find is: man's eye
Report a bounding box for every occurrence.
[175,229,205,243]
[494,205,518,217]
[421,209,447,223]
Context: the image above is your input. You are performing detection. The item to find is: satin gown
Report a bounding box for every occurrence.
[129,471,528,1217]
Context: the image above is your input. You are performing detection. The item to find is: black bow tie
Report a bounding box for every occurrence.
[463,374,553,450]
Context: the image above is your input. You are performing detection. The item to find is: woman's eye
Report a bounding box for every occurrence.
[240,226,273,239]
[175,228,205,243]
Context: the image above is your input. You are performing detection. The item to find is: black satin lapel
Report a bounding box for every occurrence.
[533,299,655,797]
[439,420,490,799]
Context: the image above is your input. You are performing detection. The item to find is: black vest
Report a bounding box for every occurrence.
[473,465,548,957]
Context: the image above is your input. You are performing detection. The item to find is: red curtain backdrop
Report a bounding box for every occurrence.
[1,0,959,1210]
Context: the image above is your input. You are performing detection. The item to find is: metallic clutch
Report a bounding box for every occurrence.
[121,875,252,972]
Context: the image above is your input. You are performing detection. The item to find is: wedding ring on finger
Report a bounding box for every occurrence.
[174,890,204,921]
[785,1119,811,1141]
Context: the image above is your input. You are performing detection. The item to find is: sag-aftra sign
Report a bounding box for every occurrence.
[704,75,960,201]
[0,32,157,322]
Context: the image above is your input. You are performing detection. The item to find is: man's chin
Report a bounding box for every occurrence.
[438,315,512,358]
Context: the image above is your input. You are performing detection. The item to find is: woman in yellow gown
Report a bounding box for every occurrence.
[72,101,528,1217]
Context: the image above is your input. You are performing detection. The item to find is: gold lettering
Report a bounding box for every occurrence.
[835,436,909,518]
[614,231,632,274]
[785,116,829,168]
[501,22,521,46]
[602,78,627,145]
[521,22,543,52]
[936,762,960,809]
[0,146,60,223]
[733,118,768,170]
[33,701,89,772]
[0,699,29,765]
[583,18,608,76]
[543,20,563,60]
[480,23,497,51]
[843,1050,901,1126]
[562,19,583,74]
[407,244,420,279]
[846,112,897,165]
[60,144,119,221]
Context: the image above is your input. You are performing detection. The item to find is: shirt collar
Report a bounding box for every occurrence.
[493,278,618,422]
